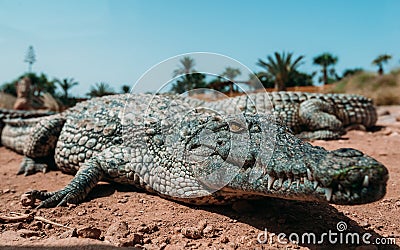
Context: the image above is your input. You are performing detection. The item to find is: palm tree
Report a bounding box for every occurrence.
[257,52,305,91]
[221,67,241,93]
[87,82,115,97]
[372,54,392,75]
[173,56,196,77]
[313,53,338,85]
[121,85,130,94]
[171,56,206,94]
[221,67,241,81]
[55,78,79,99]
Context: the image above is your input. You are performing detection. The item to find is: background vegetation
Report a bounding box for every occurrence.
[1,46,399,109]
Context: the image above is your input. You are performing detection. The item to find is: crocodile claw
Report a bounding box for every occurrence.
[22,189,82,208]
[18,157,48,176]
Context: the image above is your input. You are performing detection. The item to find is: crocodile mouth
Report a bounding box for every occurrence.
[254,167,388,205]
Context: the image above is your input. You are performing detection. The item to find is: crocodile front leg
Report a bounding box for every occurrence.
[23,146,128,208]
[298,99,344,139]
[18,116,65,175]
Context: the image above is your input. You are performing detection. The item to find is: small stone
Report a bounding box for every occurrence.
[118,198,128,203]
[360,221,370,228]
[137,223,158,234]
[220,235,229,243]
[20,193,35,207]
[143,238,151,244]
[28,221,42,231]
[131,233,144,245]
[181,227,202,239]
[77,226,101,239]
[202,225,215,237]
[197,220,207,231]
[395,201,400,207]
[105,221,129,245]
[68,204,77,209]
[3,188,10,194]
[44,224,52,230]
[18,229,41,238]
[396,116,400,122]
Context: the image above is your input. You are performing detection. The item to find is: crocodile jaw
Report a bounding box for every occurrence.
[184,114,388,205]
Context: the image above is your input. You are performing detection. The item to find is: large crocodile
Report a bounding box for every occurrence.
[193,92,377,140]
[1,93,386,208]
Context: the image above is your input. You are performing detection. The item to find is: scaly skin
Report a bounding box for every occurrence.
[1,109,55,155]
[9,93,386,208]
[195,92,377,140]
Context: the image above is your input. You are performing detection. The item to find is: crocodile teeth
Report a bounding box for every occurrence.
[346,189,351,197]
[313,180,319,190]
[338,184,343,191]
[296,179,300,188]
[362,175,369,187]
[275,178,283,189]
[324,188,333,201]
[267,175,275,190]
[307,169,313,181]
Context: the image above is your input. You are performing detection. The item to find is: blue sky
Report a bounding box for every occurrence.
[0,0,399,96]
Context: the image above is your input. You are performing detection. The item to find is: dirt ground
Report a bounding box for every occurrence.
[0,106,399,250]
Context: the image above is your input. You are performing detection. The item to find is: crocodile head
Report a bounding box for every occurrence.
[312,148,388,205]
[182,113,388,205]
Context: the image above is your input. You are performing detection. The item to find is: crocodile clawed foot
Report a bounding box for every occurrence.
[17,157,48,176]
[22,189,82,208]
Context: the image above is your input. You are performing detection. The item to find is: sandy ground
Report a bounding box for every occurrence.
[0,106,399,250]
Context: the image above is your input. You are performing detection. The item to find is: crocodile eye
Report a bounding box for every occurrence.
[229,121,246,133]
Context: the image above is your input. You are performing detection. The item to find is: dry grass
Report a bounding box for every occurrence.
[327,70,400,105]
[0,92,16,109]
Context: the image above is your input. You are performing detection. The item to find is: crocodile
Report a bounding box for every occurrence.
[193,92,378,140]
[2,93,386,208]
[0,108,54,151]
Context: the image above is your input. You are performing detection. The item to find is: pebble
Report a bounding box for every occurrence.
[131,233,144,245]
[202,225,215,237]
[105,221,129,243]
[118,198,128,203]
[360,221,370,228]
[137,223,159,234]
[28,221,43,231]
[18,229,41,238]
[197,220,207,231]
[77,226,101,239]
[181,227,202,239]
[220,235,229,243]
